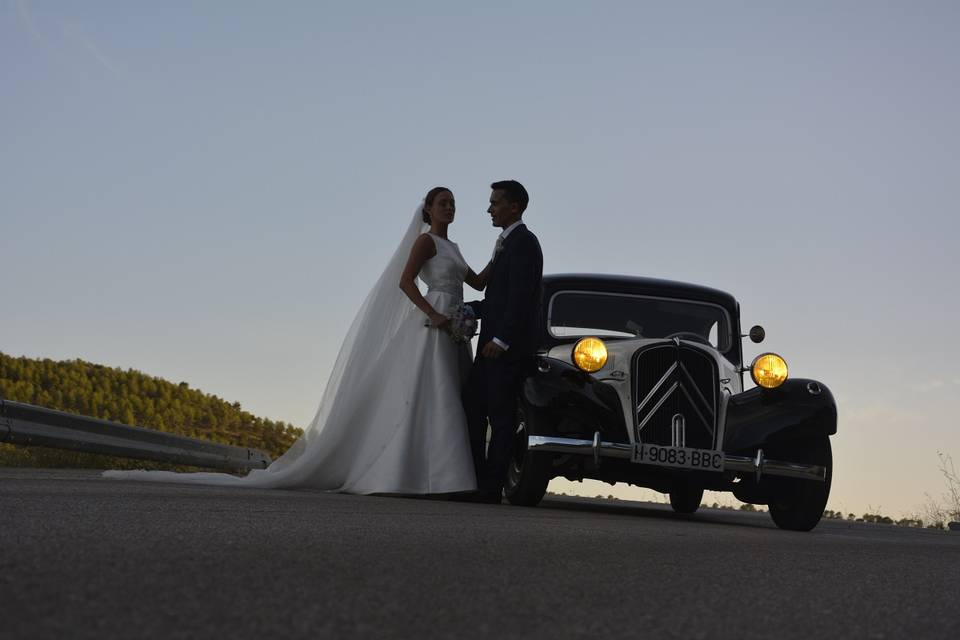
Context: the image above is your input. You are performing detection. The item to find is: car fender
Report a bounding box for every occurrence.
[522,357,629,443]
[722,378,837,454]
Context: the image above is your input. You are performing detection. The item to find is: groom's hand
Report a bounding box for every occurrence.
[481,341,505,359]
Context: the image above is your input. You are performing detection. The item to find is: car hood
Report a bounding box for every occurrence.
[545,337,743,444]
[546,337,742,391]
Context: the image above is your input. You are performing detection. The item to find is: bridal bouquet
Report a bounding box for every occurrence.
[445,303,478,344]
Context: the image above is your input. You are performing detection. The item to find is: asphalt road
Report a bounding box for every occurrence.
[1,469,958,640]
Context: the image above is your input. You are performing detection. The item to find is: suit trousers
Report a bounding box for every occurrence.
[463,354,528,496]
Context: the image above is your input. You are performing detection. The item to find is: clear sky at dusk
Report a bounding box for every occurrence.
[3,1,958,517]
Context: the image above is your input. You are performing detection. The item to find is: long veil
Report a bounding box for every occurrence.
[261,203,428,480]
[104,204,429,489]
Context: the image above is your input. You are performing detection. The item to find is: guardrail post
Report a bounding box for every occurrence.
[0,399,12,442]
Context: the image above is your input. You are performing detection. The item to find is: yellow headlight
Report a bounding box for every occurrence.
[573,337,608,373]
[751,353,789,389]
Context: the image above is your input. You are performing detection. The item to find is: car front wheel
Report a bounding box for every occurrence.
[669,484,704,514]
[768,437,833,532]
[504,402,551,507]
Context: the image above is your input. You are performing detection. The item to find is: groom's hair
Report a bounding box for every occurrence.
[422,186,451,224]
[490,180,529,214]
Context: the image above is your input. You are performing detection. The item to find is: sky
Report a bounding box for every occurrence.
[3,1,958,518]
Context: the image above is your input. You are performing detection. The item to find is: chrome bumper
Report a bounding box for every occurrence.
[527,435,827,483]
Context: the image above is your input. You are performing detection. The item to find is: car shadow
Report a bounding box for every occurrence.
[539,496,777,530]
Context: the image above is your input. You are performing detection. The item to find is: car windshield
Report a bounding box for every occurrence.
[548,291,732,351]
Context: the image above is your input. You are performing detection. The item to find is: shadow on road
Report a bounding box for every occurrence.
[539,496,776,530]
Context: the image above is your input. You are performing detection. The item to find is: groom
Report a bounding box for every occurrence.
[463,180,543,503]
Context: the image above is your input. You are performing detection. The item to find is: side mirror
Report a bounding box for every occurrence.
[748,325,765,344]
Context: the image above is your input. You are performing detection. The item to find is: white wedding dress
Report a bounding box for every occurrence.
[104,205,477,494]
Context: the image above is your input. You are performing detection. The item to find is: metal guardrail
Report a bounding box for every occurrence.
[0,399,272,471]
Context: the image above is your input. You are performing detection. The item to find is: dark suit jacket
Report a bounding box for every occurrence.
[470,224,543,359]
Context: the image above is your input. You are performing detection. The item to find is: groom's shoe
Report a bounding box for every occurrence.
[474,490,503,504]
[449,491,481,503]
[455,490,502,504]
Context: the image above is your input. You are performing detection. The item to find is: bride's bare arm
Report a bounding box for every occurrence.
[399,234,449,329]
[464,260,492,291]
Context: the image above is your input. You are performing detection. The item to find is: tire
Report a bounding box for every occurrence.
[504,402,551,507]
[669,484,704,514]
[768,437,833,532]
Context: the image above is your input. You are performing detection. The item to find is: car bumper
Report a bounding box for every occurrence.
[527,435,827,482]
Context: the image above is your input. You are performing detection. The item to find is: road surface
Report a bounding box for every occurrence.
[1,469,957,639]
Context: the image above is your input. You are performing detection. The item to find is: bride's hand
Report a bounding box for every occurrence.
[429,312,450,330]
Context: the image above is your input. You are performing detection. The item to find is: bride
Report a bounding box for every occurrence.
[104,187,489,494]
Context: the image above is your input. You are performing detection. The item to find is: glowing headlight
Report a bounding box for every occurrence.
[751,352,789,389]
[573,337,608,373]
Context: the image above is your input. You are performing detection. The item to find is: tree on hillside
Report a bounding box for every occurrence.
[0,352,303,470]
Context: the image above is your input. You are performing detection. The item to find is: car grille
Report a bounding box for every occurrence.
[633,341,718,449]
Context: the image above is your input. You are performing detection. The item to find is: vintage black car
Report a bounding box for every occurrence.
[504,274,837,531]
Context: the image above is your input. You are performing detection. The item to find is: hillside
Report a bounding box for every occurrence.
[0,352,303,470]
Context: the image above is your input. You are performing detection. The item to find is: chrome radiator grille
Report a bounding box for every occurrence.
[633,342,719,449]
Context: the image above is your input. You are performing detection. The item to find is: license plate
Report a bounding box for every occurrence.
[633,443,725,472]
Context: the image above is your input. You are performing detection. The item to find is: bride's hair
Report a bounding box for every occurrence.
[422,186,451,224]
